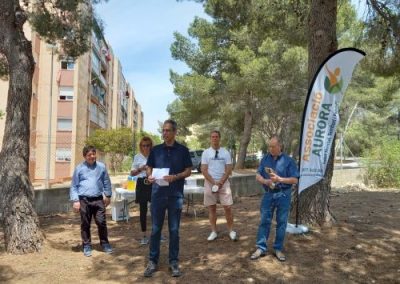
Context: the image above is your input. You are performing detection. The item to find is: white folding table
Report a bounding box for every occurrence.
[114,187,136,222]
[184,178,204,218]
[114,181,204,221]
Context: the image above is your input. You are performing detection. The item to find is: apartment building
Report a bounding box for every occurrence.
[0,27,143,183]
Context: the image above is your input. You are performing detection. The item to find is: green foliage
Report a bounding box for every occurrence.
[0,110,4,120]
[173,0,400,161]
[170,0,309,161]
[86,127,133,173]
[121,156,133,173]
[364,138,400,187]
[340,71,400,156]
[363,0,400,76]
[27,1,106,59]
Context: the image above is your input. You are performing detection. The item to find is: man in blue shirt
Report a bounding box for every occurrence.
[250,135,299,262]
[144,119,192,278]
[70,145,113,257]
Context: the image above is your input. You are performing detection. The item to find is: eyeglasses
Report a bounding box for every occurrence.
[141,144,151,148]
[162,128,173,133]
[215,150,219,159]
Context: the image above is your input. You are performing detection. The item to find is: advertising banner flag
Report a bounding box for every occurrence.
[299,48,365,193]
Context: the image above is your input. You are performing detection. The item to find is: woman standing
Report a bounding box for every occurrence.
[131,136,153,245]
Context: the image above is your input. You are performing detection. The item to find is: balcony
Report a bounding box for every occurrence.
[91,35,101,55]
[99,48,108,70]
[91,84,106,107]
[99,73,107,88]
[91,71,107,89]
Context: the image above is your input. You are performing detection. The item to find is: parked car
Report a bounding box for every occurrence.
[189,150,203,173]
[244,154,260,168]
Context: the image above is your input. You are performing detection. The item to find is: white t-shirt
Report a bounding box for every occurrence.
[201,147,232,180]
[131,153,148,178]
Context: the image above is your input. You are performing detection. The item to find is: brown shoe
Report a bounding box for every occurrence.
[274,250,286,262]
[250,248,266,260]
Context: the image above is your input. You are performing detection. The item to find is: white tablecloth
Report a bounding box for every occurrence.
[115,187,136,200]
[113,184,204,221]
[115,185,203,200]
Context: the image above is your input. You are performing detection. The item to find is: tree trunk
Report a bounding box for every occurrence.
[235,109,253,169]
[291,138,336,226]
[0,1,43,253]
[295,0,338,226]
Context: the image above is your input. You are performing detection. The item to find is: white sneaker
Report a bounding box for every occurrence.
[207,231,218,241]
[229,230,238,241]
[139,236,149,245]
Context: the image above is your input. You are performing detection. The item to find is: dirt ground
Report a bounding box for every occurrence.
[1,186,399,284]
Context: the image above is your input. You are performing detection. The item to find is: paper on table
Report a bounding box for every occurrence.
[152,168,170,186]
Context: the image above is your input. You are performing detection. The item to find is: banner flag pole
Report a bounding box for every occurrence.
[290,48,365,233]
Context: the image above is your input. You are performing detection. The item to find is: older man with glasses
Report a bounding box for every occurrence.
[250,135,299,262]
[143,119,192,278]
[201,130,237,242]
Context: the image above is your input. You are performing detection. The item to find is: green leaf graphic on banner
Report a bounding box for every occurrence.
[324,76,343,94]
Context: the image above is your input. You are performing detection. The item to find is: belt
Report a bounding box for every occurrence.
[264,187,290,193]
[79,195,103,201]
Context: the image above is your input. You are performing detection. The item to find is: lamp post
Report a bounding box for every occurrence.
[45,44,57,189]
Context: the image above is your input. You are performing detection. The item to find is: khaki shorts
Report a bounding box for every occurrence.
[204,180,233,206]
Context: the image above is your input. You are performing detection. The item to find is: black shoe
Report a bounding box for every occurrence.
[169,263,182,277]
[144,261,157,277]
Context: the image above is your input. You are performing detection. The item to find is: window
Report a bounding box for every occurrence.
[90,102,98,123]
[61,60,74,70]
[56,148,71,162]
[58,86,73,101]
[91,52,100,74]
[98,110,107,128]
[57,118,72,131]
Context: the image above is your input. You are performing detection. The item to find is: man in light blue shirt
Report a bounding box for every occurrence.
[70,145,113,257]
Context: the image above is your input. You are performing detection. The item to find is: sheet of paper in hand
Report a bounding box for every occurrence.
[152,168,170,186]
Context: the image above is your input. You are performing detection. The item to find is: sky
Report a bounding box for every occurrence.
[96,0,207,134]
[96,1,367,134]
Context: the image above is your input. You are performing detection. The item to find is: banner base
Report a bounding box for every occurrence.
[286,223,309,234]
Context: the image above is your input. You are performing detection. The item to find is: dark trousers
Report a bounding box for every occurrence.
[139,201,149,232]
[149,196,183,264]
[136,177,152,233]
[79,196,109,246]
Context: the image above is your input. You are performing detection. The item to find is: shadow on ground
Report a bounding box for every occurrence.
[0,189,399,283]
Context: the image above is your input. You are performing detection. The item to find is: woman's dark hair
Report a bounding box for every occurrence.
[83,145,96,156]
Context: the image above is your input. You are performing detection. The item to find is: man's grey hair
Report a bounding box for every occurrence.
[164,119,178,131]
[270,134,283,149]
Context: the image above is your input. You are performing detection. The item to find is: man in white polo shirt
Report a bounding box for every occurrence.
[201,130,237,241]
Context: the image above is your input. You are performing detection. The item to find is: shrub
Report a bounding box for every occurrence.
[364,139,400,187]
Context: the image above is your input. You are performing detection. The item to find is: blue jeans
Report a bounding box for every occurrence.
[149,195,183,264]
[256,189,291,252]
